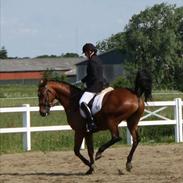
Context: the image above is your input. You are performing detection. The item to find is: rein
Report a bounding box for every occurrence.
[43,85,57,108]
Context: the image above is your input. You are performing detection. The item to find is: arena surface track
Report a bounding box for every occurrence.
[0,144,183,183]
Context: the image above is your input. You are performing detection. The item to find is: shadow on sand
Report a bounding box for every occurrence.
[0,172,85,177]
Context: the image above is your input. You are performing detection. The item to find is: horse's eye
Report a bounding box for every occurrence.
[38,92,42,97]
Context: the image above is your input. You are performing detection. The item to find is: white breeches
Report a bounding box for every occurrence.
[79,91,96,106]
[79,92,96,118]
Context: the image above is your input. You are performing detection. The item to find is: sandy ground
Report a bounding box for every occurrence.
[0,144,183,183]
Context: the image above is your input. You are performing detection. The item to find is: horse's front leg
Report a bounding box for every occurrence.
[74,131,92,174]
[85,133,95,174]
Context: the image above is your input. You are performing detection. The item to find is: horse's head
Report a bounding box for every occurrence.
[38,80,57,117]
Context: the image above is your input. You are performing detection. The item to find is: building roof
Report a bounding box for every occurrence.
[76,49,125,65]
[0,57,84,72]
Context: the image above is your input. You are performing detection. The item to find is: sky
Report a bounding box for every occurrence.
[0,0,182,58]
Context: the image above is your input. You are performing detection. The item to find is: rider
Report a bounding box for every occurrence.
[79,43,106,133]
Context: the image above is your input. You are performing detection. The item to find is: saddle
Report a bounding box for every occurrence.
[80,87,114,118]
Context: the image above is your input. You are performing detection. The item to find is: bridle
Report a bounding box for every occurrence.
[38,85,57,115]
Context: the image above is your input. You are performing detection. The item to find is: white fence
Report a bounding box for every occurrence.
[0,98,182,151]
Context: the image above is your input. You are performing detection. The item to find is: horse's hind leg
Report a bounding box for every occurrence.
[126,117,141,172]
[95,124,121,160]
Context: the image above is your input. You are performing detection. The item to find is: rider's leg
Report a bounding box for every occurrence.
[79,92,97,133]
[80,102,97,132]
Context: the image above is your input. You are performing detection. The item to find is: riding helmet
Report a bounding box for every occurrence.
[82,43,97,53]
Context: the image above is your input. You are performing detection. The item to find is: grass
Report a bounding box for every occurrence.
[152,90,183,101]
[0,84,182,154]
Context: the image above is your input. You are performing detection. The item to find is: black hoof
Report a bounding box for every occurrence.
[85,169,93,175]
[95,152,102,160]
[126,162,133,172]
[85,164,95,175]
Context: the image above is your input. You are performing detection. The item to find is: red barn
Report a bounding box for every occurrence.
[0,58,83,84]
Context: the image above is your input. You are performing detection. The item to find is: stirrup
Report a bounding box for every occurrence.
[86,123,97,133]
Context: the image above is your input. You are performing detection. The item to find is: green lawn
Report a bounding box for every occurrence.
[0,84,182,154]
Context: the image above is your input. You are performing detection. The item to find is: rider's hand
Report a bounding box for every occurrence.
[75,80,82,85]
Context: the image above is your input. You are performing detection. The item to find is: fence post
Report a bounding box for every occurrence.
[179,98,183,142]
[174,98,182,143]
[22,104,31,151]
[177,98,182,142]
[127,128,133,145]
[81,139,85,150]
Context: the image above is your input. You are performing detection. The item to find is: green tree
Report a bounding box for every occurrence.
[97,3,183,90]
[111,75,131,88]
[36,53,79,58]
[36,55,57,58]
[96,32,126,53]
[43,69,68,82]
[62,53,79,58]
[124,3,183,89]
[0,46,8,59]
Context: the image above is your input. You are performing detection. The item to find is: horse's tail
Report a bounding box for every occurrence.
[134,69,152,102]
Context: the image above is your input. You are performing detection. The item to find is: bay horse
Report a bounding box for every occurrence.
[38,70,152,174]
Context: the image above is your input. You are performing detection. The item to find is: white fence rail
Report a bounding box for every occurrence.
[0,98,182,151]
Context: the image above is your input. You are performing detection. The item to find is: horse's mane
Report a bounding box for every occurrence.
[38,79,82,92]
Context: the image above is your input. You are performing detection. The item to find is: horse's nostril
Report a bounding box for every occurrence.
[40,112,46,117]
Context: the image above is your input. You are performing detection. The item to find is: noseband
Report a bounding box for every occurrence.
[40,85,57,111]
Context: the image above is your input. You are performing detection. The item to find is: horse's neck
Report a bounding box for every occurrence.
[54,83,82,129]
[52,82,81,111]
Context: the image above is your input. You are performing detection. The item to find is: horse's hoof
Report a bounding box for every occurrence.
[95,152,102,160]
[126,162,132,172]
[85,169,93,175]
[85,168,94,175]
[118,169,125,175]
[85,164,95,175]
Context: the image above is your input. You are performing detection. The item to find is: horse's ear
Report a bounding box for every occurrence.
[39,79,47,87]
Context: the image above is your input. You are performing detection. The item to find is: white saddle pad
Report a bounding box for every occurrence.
[91,87,114,115]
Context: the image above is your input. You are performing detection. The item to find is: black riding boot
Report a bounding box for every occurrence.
[80,102,97,133]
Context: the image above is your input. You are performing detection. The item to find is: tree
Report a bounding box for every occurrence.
[0,46,8,59]
[124,3,183,89]
[97,3,183,90]
[96,32,126,53]
[43,69,68,82]
[62,53,79,58]
[36,55,58,58]
[35,52,79,58]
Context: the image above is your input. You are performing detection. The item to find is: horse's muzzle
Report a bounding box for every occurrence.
[40,111,49,117]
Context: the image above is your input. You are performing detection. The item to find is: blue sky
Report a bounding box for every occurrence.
[0,0,182,58]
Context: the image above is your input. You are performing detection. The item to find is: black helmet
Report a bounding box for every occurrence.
[82,43,97,53]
